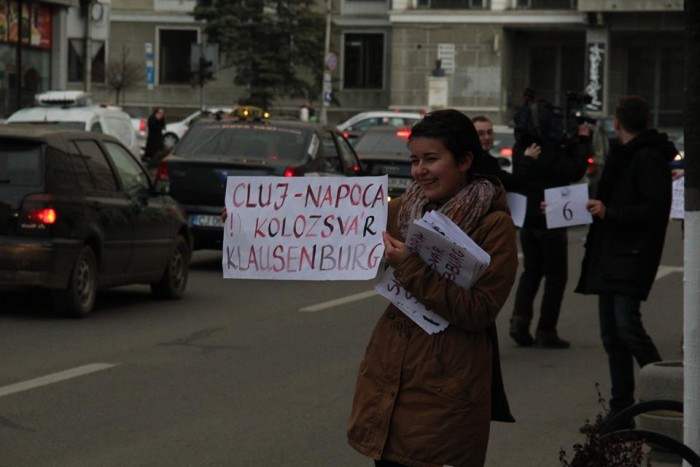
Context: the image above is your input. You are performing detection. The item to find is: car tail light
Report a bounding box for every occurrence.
[500,148,513,157]
[18,194,57,233]
[139,119,147,133]
[154,160,170,182]
[284,167,298,177]
[396,129,411,139]
[587,157,596,175]
[343,131,350,139]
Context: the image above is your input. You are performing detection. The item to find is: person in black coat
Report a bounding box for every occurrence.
[575,95,675,416]
[508,116,591,348]
[471,116,527,193]
[144,107,166,164]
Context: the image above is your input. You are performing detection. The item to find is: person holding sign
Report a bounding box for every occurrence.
[575,95,675,420]
[347,109,518,467]
[508,99,592,348]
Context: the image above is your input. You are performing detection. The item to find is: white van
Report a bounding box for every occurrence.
[4,91,141,156]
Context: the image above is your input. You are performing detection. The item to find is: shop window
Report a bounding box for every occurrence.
[627,45,684,128]
[417,0,487,7]
[159,28,198,85]
[68,39,106,83]
[528,45,584,107]
[343,33,384,90]
[515,0,576,8]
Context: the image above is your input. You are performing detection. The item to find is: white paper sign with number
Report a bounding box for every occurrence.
[544,183,593,229]
[222,176,388,280]
[506,192,527,228]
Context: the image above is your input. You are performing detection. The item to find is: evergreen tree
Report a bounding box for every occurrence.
[193,0,324,109]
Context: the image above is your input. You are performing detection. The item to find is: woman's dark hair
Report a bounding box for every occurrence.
[409,109,482,172]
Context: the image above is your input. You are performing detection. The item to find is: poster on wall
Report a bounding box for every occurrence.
[0,0,52,49]
[585,42,605,112]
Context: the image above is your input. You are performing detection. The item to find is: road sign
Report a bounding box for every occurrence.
[325,52,337,72]
[145,42,154,90]
[324,92,332,102]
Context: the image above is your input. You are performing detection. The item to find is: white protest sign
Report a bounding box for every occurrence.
[544,183,592,229]
[376,267,448,335]
[222,176,388,280]
[671,176,684,220]
[506,192,527,228]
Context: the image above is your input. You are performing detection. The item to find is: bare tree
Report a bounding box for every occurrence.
[106,46,145,106]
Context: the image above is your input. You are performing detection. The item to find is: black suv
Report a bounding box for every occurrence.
[155,114,366,250]
[0,126,193,317]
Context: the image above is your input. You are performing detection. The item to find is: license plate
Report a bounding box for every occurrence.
[388,177,411,189]
[190,214,223,228]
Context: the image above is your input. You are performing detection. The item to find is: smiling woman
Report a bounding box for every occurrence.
[347,109,519,467]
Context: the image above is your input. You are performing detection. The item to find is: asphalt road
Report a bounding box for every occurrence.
[0,221,685,467]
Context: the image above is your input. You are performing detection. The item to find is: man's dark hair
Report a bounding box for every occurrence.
[614,95,650,134]
[409,109,482,172]
[472,115,491,124]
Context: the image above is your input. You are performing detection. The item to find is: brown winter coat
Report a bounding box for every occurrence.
[347,180,518,467]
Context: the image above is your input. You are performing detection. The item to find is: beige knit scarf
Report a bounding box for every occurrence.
[397,177,497,238]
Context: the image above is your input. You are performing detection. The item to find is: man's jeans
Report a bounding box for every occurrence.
[598,293,662,413]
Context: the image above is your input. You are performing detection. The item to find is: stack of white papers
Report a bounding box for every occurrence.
[375,211,491,335]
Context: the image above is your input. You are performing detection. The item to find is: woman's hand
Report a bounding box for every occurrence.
[382,231,411,267]
[222,207,228,221]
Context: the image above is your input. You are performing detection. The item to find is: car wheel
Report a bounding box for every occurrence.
[151,235,190,300]
[53,246,98,318]
[163,133,179,149]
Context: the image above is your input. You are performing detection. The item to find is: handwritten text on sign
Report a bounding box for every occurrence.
[223,176,388,280]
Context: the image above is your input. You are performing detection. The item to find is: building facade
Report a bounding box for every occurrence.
[2,0,685,131]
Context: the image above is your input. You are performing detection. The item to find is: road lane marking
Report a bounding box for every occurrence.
[0,363,117,398]
[656,265,684,280]
[300,290,378,312]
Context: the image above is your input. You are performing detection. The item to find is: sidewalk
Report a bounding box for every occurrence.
[485,224,686,466]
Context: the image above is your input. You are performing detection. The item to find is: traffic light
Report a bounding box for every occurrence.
[199,56,214,86]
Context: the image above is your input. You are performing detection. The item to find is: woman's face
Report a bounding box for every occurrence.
[409,136,472,202]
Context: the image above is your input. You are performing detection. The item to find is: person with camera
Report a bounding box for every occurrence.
[575,95,676,418]
[508,94,592,348]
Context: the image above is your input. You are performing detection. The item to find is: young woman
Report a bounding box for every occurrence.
[347,109,518,467]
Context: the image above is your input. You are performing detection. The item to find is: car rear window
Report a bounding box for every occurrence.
[354,131,410,156]
[175,123,311,162]
[0,140,43,186]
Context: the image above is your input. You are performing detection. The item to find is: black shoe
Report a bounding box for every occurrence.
[509,329,535,346]
[534,330,570,348]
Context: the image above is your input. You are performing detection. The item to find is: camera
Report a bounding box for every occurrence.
[563,91,597,142]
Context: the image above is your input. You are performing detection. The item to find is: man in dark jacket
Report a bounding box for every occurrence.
[576,95,674,416]
[508,111,591,348]
[472,116,527,193]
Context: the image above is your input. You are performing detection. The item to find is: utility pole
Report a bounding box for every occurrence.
[319,0,331,124]
[84,0,93,92]
[684,2,700,463]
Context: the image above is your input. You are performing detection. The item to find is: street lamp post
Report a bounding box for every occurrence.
[319,0,331,124]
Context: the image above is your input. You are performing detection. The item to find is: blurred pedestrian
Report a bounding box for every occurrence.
[144,107,166,165]
[347,109,518,467]
[472,115,528,192]
[575,95,675,417]
[508,97,591,348]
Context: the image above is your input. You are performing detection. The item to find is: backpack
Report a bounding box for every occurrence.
[513,98,566,146]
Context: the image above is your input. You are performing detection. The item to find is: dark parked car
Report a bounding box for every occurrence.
[0,126,193,317]
[155,114,366,250]
[353,126,412,200]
